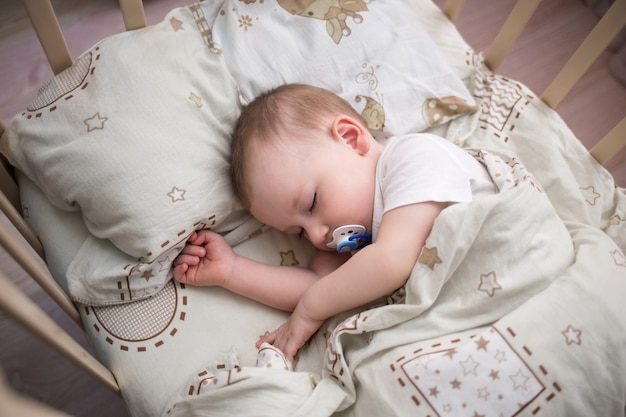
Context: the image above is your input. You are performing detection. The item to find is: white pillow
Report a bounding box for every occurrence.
[200,0,477,141]
[1,6,247,303]
[1,0,477,305]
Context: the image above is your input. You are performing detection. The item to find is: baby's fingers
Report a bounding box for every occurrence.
[173,263,189,282]
[173,253,201,267]
[256,332,296,363]
[281,340,300,364]
[192,229,221,245]
[256,331,276,348]
[180,243,206,258]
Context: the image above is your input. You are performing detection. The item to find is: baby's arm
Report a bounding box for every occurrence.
[173,230,346,311]
[259,201,446,361]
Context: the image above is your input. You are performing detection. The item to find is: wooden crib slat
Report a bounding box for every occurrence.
[0,173,23,238]
[1,130,44,257]
[119,0,147,31]
[442,0,466,23]
[0,189,44,259]
[21,0,146,76]
[0,219,80,325]
[590,116,626,165]
[541,0,626,108]
[0,153,20,215]
[484,0,543,72]
[21,0,72,75]
[0,270,120,394]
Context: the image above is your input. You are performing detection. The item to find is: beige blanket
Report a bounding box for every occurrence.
[163,148,626,416]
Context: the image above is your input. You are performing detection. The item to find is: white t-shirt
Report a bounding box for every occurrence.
[372,133,497,240]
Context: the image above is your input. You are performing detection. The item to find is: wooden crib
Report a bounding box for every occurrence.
[1,0,625,415]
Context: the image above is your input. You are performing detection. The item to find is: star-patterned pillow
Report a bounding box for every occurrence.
[1,5,248,304]
[202,0,477,142]
[0,0,479,305]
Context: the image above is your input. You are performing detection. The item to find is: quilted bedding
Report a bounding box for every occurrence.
[4,1,625,416]
[159,53,626,415]
[163,144,626,416]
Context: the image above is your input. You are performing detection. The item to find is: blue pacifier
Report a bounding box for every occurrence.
[326,225,372,254]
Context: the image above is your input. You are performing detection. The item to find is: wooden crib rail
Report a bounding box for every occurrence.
[0,185,44,259]
[0,152,20,214]
[590,116,626,165]
[0,269,120,394]
[541,0,626,108]
[0,167,119,394]
[20,0,71,75]
[541,0,626,163]
[484,0,543,72]
[443,0,626,165]
[442,0,465,22]
[120,0,148,31]
[21,0,147,75]
[0,218,79,324]
[0,1,149,397]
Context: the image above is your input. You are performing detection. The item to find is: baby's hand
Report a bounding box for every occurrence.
[256,307,324,363]
[173,230,236,286]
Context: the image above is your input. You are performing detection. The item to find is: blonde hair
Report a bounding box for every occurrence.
[230,84,364,207]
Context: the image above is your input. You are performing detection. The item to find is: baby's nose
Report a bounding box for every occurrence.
[308,224,330,246]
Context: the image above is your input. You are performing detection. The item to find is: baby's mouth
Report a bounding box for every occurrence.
[326,225,370,251]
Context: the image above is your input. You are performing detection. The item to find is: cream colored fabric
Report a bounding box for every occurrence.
[200,0,477,141]
[162,152,626,417]
[0,0,479,305]
[6,0,626,416]
[313,225,626,417]
[449,54,625,253]
[1,6,248,304]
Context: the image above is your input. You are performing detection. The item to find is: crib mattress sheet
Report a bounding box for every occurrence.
[10,0,626,416]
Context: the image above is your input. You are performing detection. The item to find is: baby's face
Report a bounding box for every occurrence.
[246,135,379,251]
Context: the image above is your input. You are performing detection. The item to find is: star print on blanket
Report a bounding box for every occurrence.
[346,225,626,417]
[315,149,577,411]
[390,327,549,416]
[161,150,626,417]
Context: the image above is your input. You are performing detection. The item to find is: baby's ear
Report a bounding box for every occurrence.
[332,116,370,155]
